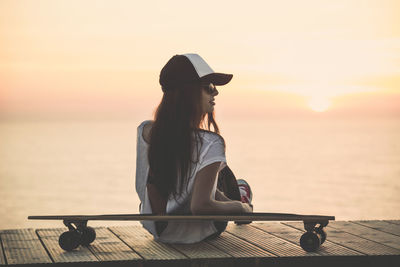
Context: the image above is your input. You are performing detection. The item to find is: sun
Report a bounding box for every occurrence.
[308,97,331,112]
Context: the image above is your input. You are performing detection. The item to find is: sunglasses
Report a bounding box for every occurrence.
[202,83,217,94]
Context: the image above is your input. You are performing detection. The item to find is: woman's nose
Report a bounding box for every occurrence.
[213,89,219,96]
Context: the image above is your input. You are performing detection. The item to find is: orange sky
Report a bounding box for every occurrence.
[0,0,399,119]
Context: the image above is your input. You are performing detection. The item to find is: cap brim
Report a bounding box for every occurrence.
[201,73,233,86]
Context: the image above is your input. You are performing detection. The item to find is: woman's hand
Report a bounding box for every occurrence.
[191,162,252,215]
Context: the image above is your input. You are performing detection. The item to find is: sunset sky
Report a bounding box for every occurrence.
[1,0,399,119]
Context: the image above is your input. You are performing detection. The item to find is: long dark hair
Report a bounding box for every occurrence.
[148,82,224,199]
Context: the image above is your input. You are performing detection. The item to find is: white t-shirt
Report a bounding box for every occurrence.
[135,120,227,243]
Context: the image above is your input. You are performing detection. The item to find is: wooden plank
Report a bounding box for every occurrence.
[170,240,231,267]
[88,227,142,262]
[0,234,6,265]
[205,230,276,266]
[37,228,98,263]
[354,221,400,237]
[284,221,400,255]
[226,223,315,257]
[0,228,52,265]
[328,221,400,250]
[171,240,231,259]
[109,225,187,261]
[254,222,362,256]
[206,230,275,258]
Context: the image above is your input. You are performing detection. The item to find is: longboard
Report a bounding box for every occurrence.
[28,212,335,252]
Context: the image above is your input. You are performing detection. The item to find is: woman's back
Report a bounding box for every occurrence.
[135,120,228,243]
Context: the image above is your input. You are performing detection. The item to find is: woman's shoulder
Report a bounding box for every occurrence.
[138,120,154,144]
[197,129,225,144]
[138,120,153,129]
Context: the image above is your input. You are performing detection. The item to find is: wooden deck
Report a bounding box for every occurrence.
[1,220,399,266]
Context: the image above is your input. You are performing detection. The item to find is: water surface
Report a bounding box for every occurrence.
[1,117,399,229]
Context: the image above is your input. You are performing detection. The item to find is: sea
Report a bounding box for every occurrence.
[1,116,399,229]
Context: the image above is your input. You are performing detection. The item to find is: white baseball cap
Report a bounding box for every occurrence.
[159,53,233,92]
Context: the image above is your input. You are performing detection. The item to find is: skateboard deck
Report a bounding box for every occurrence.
[28,212,335,252]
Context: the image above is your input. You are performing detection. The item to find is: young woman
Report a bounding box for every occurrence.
[135,54,253,243]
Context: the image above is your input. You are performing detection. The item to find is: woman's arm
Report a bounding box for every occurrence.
[190,162,252,215]
[215,189,231,201]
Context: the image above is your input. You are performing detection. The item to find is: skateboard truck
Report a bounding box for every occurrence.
[63,220,87,231]
[59,220,96,251]
[300,220,328,252]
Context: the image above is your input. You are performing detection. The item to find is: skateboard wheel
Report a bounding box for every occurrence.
[300,232,321,252]
[315,228,327,244]
[59,231,81,251]
[80,227,96,246]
